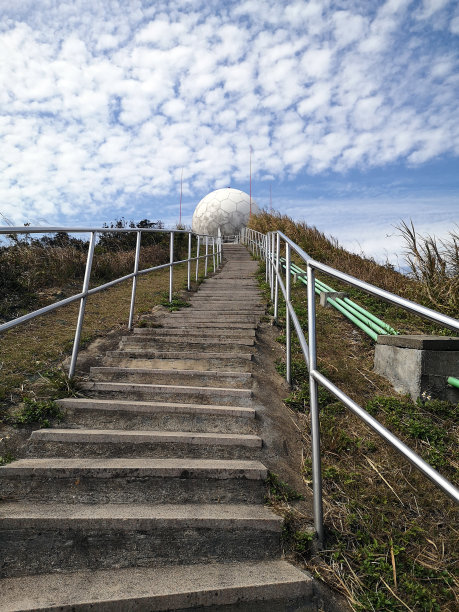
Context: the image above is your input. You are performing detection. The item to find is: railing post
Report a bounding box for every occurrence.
[187,232,192,291]
[69,231,96,378]
[265,235,269,283]
[274,233,280,322]
[286,243,292,385]
[271,232,275,301]
[307,262,324,547]
[212,237,216,272]
[204,236,209,277]
[195,236,200,281]
[169,231,174,302]
[128,230,142,330]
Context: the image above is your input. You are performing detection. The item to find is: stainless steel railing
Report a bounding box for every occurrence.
[0,226,222,377]
[241,226,459,545]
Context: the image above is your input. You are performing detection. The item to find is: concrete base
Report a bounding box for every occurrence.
[374,335,459,402]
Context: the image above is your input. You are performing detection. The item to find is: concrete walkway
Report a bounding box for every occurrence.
[0,244,317,611]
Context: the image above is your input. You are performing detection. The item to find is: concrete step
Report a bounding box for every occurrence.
[27,428,262,459]
[187,308,263,314]
[151,321,258,329]
[133,327,256,337]
[102,355,253,372]
[0,503,281,578]
[0,564,315,612]
[120,335,255,347]
[79,381,253,405]
[0,458,267,505]
[105,350,254,362]
[119,341,255,354]
[56,397,257,433]
[0,560,314,612]
[189,296,262,302]
[191,295,261,301]
[167,314,260,323]
[89,367,252,388]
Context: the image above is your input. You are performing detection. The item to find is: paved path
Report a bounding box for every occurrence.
[0,244,317,611]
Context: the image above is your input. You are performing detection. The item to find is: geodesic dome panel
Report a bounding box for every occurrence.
[191,188,260,236]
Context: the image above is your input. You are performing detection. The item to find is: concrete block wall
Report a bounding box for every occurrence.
[374,335,459,403]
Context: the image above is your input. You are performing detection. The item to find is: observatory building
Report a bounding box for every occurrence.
[191,188,260,237]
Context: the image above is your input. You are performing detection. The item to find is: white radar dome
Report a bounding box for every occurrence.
[191,188,260,237]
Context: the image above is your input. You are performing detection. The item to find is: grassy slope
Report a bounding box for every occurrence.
[250,213,458,612]
[0,264,191,410]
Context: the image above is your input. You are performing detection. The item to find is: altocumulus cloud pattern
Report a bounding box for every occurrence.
[0,0,458,224]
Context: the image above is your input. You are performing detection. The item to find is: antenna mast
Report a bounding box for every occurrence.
[179,168,183,226]
[249,146,253,217]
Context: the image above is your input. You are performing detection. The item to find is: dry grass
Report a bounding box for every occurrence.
[396,221,459,317]
[0,263,191,409]
[251,217,459,611]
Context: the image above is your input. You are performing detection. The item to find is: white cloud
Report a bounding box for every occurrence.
[0,0,457,228]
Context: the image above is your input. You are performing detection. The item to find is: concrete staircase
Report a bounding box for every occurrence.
[0,244,317,611]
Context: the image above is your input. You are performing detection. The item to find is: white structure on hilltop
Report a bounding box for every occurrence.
[191,188,260,237]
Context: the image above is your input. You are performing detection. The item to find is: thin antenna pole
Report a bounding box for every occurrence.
[249,146,252,217]
[179,168,183,226]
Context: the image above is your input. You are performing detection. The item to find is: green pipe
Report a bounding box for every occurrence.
[312,278,390,336]
[284,259,398,336]
[313,276,398,335]
[447,376,459,389]
[280,261,380,340]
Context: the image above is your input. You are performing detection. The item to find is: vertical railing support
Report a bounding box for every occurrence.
[69,231,96,378]
[212,237,216,272]
[285,243,292,385]
[265,235,269,283]
[274,233,280,322]
[169,231,174,302]
[307,263,324,547]
[128,230,142,330]
[187,232,192,290]
[195,236,200,281]
[204,237,209,277]
[271,232,275,301]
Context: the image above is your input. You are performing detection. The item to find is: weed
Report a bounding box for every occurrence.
[266,471,304,503]
[37,369,80,399]
[13,397,64,428]
[160,292,191,312]
[0,453,15,466]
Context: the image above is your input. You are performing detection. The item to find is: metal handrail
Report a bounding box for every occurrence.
[241,226,459,546]
[1,226,222,377]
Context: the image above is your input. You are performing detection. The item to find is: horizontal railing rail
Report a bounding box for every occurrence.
[241,226,459,546]
[1,226,222,377]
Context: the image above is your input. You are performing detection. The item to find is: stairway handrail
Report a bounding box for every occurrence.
[0,226,222,376]
[241,226,459,547]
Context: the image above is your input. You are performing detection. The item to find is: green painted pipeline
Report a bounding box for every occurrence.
[278,258,398,341]
[287,262,390,337]
[447,376,459,389]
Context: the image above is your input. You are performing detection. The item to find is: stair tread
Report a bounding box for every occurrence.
[0,560,313,612]
[57,397,255,417]
[90,367,251,377]
[0,457,267,478]
[79,381,252,394]
[29,428,262,447]
[0,502,281,527]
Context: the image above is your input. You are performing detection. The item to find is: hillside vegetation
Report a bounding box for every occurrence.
[250,211,458,321]
[0,219,190,323]
[249,212,458,612]
[0,219,195,412]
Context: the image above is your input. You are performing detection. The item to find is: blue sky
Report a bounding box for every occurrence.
[0,0,458,264]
